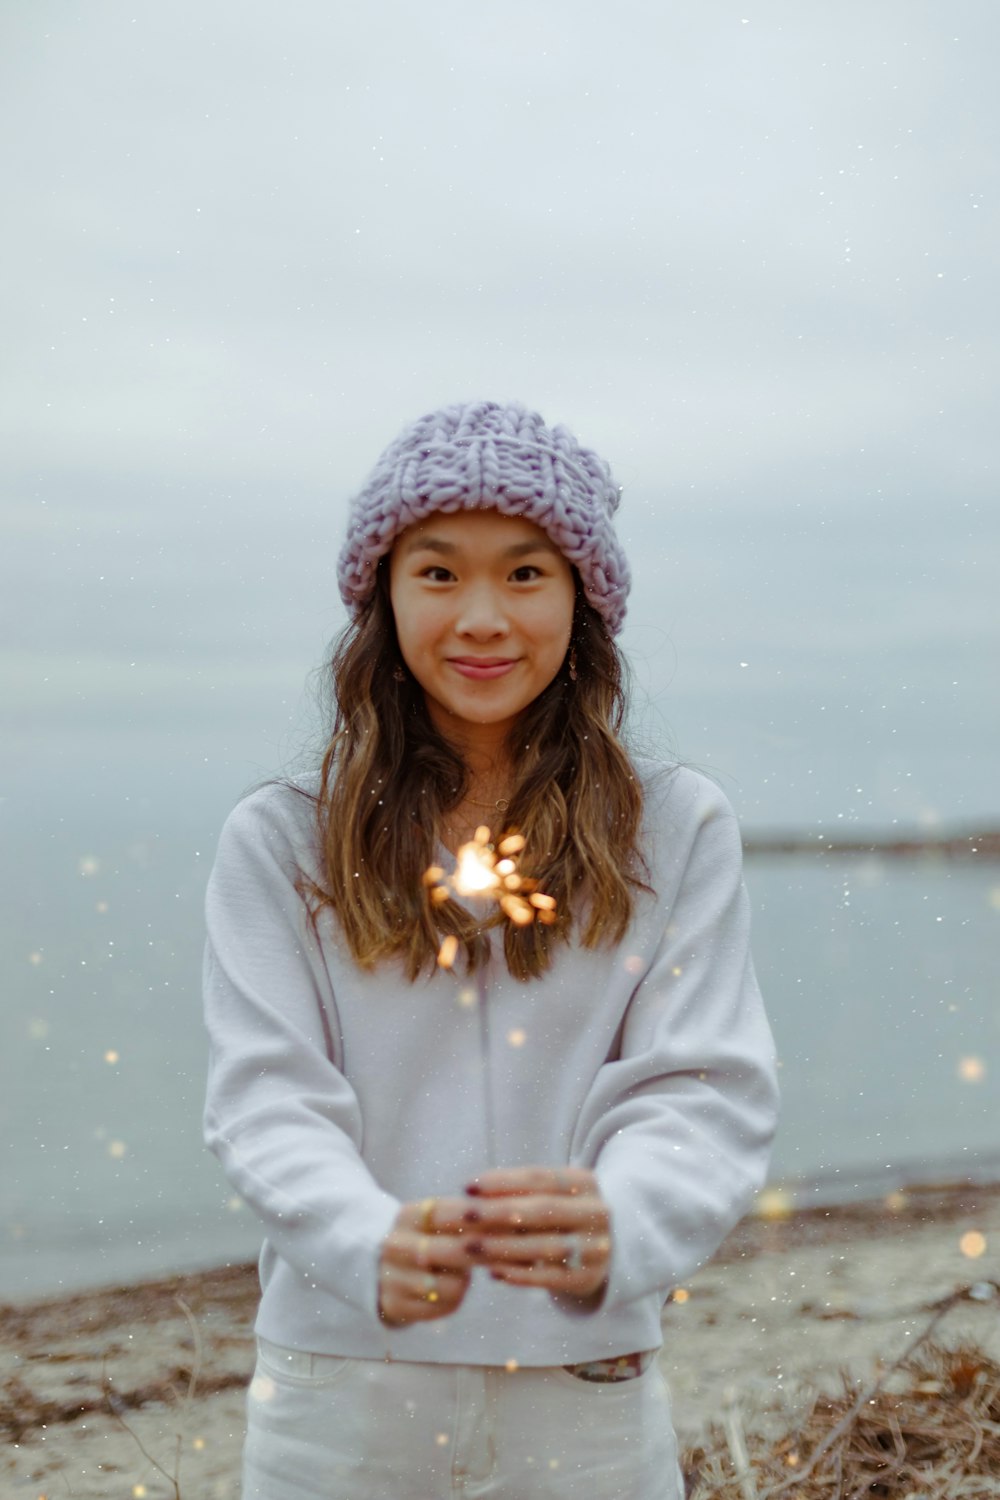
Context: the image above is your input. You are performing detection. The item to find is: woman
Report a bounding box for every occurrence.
[203,400,779,1498]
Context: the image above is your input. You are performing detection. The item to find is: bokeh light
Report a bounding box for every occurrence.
[958,1056,986,1083]
[755,1187,794,1220]
[960,1231,987,1259]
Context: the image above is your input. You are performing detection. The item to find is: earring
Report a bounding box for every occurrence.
[393,664,406,683]
[568,644,578,683]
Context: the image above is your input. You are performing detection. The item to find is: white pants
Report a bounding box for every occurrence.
[244,1338,682,1499]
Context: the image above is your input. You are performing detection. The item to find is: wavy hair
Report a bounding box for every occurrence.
[304,562,647,981]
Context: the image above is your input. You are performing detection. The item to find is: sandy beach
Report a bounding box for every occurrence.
[3,1183,998,1499]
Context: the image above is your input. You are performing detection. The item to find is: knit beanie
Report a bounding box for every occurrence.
[337,400,631,635]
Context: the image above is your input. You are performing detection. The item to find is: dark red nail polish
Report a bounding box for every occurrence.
[466,1241,485,1255]
[463,1208,481,1223]
[465,1183,482,1195]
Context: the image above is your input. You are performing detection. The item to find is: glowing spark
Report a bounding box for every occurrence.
[884,1190,907,1212]
[672,1288,689,1304]
[133,1487,147,1498]
[755,1187,793,1220]
[505,1358,519,1372]
[958,1056,986,1083]
[79,855,100,877]
[250,1374,276,1403]
[28,952,42,966]
[457,986,477,1008]
[960,1231,987,1259]
[455,837,501,896]
[435,1433,449,1447]
[104,1050,120,1065]
[506,1028,527,1048]
[226,1196,243,1212]
[192,1437,206,1451]
[671,966,683,977]
[108,1140,127,1159]
[549,1459,560,1470]
[96,900,109,914]
[437,934,459,970]
[785,1453,800,1468]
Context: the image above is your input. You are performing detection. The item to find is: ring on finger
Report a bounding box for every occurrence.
[418,1197,437,1234]
[565,1234,585,1272]
[422,1273,440,1303]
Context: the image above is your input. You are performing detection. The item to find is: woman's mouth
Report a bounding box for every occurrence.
[447,657,519,681]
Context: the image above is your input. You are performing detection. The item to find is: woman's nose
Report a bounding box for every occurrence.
[455,585,509,638]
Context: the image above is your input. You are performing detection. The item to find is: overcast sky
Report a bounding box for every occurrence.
[3,0,998,836]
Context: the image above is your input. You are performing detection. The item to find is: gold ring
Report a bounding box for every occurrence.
[423,1273,440,1303]
[418,1197,437,1234]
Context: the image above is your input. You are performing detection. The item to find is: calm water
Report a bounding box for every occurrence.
[3,815,998,1300]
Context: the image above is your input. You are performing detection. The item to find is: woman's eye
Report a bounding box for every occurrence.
[421,566,454,583]
[510,565,542,582]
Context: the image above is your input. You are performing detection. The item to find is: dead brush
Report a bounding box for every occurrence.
[683,1340,1000,1500]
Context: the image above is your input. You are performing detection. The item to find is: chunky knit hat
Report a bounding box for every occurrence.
[337,400,631,635]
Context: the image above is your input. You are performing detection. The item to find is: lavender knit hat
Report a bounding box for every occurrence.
[337,400,631,635]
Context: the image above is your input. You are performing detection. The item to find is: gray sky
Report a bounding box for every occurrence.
[3,0,998,833]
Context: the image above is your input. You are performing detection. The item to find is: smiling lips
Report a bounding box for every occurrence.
[447,657,519,680]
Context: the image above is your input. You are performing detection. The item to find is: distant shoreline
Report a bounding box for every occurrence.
[742,827,1000,859]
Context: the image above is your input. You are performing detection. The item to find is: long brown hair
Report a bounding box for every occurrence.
[305,562,647,981]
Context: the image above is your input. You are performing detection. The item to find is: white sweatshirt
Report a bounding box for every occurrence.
[203,761,778,1366]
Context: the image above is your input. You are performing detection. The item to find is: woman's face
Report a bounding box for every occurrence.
[388,509,575,751]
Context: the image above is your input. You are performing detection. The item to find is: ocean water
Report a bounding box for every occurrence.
[3,816,998,1301]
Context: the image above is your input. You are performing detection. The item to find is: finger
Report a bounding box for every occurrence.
[398,1196,479,1233]
[380,1266,469,1319]
[470,1232,610,1268]
[466,1167,595,1198]
[489,1263,609,1297]
[382,1231,480,1271]
[461,1193,609,1235]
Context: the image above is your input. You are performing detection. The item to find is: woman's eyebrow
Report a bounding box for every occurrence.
[402,535,455,556]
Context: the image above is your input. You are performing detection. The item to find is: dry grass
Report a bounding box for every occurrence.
[684,1340,1000,1500]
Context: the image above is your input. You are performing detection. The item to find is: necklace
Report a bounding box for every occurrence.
[465,795,510,813]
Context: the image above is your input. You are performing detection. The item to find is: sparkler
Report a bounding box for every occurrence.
[424,826,556,1165]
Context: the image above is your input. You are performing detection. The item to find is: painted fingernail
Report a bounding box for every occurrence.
[465,1183,482,1196]
[466,1241,485,1255]
[463,1208,481,1224]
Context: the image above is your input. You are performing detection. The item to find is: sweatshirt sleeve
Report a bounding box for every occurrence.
[567,777,779,1315]
[202,788,400,1322]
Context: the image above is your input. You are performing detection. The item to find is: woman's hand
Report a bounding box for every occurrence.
[461,1166,612,1299]
[377,1197,476,1326]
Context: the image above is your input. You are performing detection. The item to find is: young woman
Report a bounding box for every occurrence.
[203,400,779,1499]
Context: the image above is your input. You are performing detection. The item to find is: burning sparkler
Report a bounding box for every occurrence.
[423,825,557,939]
[423,826,556,1164]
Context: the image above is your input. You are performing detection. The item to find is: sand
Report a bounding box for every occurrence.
[3,1183,998,1499]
